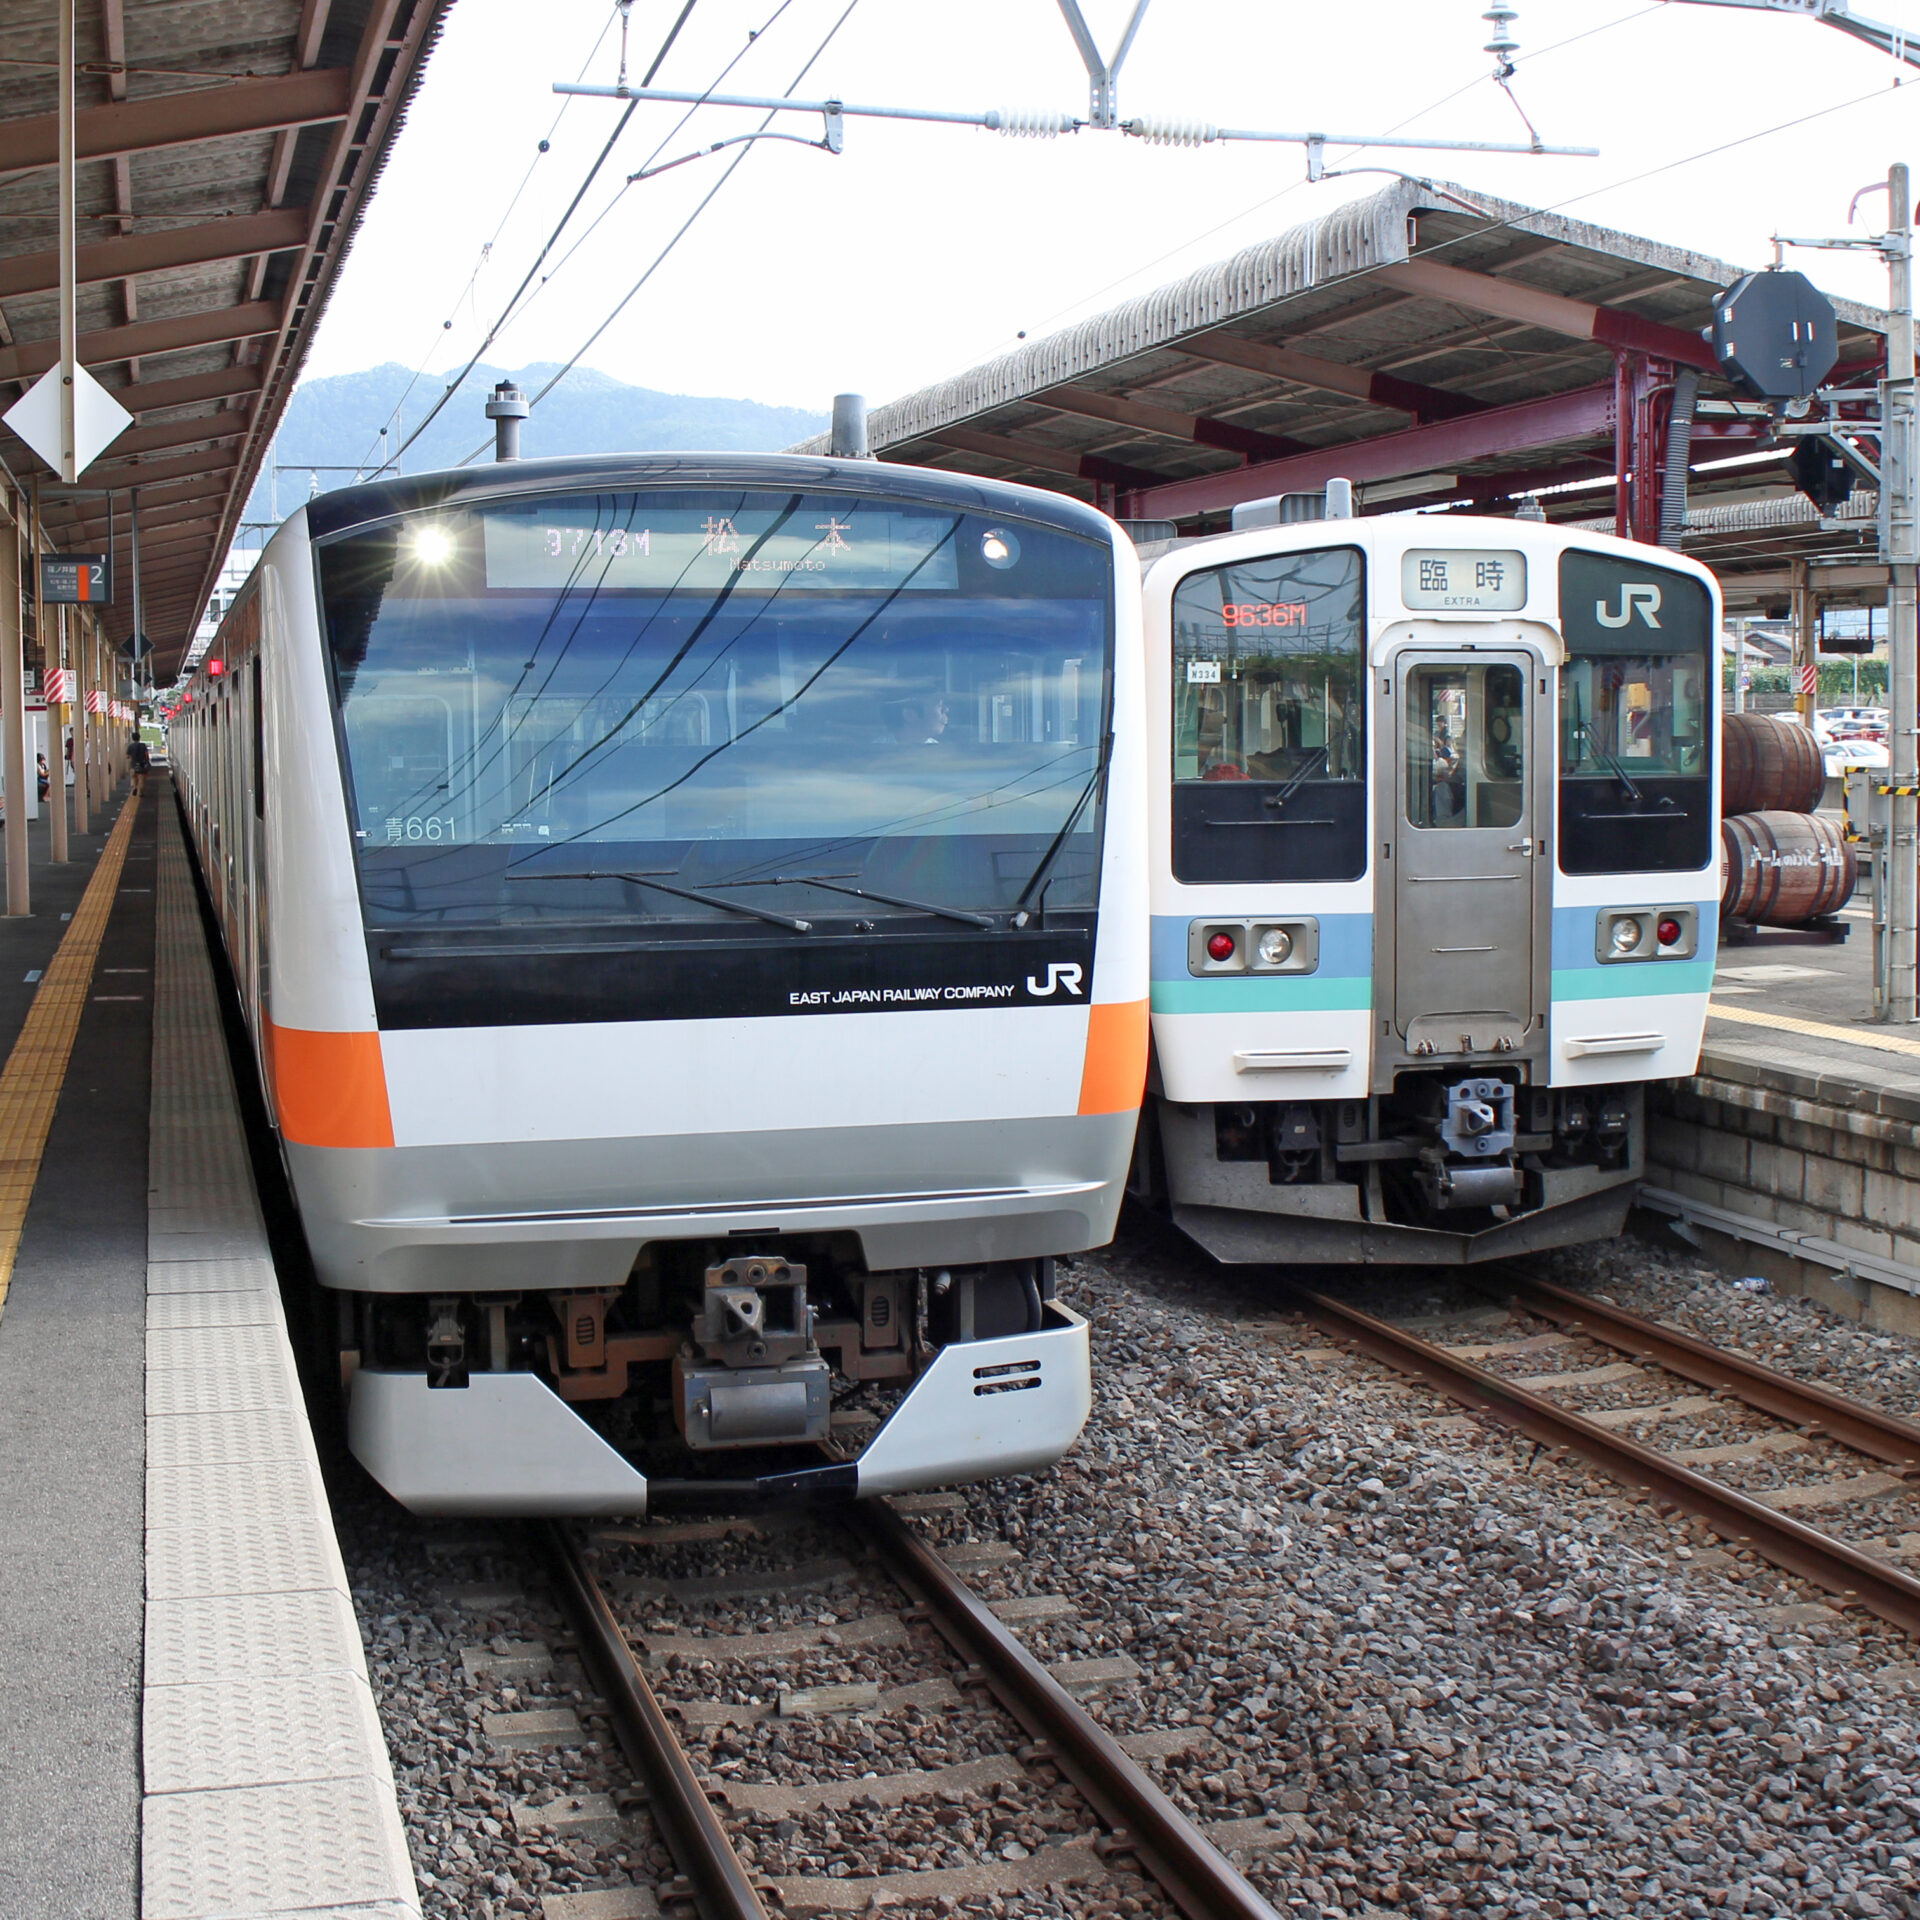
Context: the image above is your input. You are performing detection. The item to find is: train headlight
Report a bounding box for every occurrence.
[1256,927,1292,966]
[980,528,1021,570]
[1610,918,1643,955]
[411,524,456,565]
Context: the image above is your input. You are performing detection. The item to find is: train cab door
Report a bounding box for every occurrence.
[1387,648,1542,1061]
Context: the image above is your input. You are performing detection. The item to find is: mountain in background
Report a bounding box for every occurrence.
[244,362,827,527]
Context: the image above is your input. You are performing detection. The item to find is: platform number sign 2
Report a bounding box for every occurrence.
[39,554,110,605]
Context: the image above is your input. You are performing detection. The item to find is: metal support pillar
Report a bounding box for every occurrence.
[1613,352,1634,537]
[48,605,67,863]
[1633,365,1672,547]
[1793,558,1817,723]
[31,489,64,864]
[1887,162,1917,1023]
[70,610,88,836]
[1,498,28,914]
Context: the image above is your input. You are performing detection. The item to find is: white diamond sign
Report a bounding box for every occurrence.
[3,362,131,478]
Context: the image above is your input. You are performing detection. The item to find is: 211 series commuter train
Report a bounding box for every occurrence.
[170,455,1146,1514]
[1130,504,1718,1263]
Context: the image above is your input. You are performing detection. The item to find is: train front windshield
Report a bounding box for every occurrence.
[1556,549,1714,876]
[317,491,1114,930]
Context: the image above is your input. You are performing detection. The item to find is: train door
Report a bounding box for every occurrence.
[1389,649,1540,1055]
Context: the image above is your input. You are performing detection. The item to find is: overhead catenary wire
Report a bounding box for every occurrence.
[349,4,626,476]
[449,0,807,369]
[449,0,866,466]
[988,1,1663,360]
[382,0,706,471]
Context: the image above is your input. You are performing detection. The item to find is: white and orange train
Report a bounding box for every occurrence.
[171,455,1147,1514]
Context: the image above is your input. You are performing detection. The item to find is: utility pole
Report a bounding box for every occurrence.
[1887,163,1917,1021]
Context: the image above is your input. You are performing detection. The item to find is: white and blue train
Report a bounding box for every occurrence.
[1131,503,1719,1263]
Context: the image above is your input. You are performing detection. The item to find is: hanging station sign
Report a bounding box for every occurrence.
[39,553,111,604]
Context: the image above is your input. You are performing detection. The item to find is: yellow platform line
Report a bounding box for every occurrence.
[0,793,140,1323]
[1709,996,1920,1061]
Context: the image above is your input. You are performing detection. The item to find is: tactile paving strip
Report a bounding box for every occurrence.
[142,807,419,1919]
[0,794,137,1320]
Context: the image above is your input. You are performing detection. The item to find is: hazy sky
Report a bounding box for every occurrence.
[308,0,1920,451]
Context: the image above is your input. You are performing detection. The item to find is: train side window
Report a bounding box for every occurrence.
[1169,545,1366,885]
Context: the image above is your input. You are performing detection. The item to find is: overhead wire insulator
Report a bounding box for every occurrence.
[983,108,1075,138]
[1120,117,1219,147]
[1483,4,1519,76]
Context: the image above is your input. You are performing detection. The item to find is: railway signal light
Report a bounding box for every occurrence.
[1790,438,1857,513]
[1708,270,1839,403]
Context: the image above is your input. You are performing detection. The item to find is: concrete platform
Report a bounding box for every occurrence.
[1642,896,1920,1330]
[0,784,418,1920]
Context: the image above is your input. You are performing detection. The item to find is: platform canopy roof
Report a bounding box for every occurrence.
[0,0,449,678]
[798,179,1889,587]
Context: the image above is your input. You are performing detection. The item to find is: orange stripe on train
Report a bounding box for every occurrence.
[266,1021,395,1149]
[1077,999,1149,1116]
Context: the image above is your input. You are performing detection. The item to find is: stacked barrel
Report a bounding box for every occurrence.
[1719,713,1855,927]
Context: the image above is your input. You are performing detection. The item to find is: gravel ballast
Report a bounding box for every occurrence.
[339,1215,1920,1918]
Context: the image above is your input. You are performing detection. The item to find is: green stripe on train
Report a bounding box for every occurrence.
[1550,960,1716,1001]
[1151,977,1374,1015]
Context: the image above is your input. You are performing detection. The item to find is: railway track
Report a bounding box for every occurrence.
[1284,1266,1920,1637]
[538,1498,1290,1920]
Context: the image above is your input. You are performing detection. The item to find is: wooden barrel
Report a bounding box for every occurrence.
[1721,712,1826,815]
[1721,811,1857,925]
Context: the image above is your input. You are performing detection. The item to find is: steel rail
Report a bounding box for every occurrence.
[1496,1270,1920,1470]
[847,1499,1283,1920]
[1283,1286,1920,1639]
[538,1521,770,1920]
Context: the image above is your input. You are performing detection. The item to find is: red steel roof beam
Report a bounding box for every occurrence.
[1035,384,1310,462]
[1177,329,1487,423]
[1374,260,1718,374]
[1121,381,1618,521]
[913,426,1172,491]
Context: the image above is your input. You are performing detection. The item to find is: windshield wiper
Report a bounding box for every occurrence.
[506,869,812,932]
[1575,722,1645,805]
[1264,743,1330,812]
[1012,735,1112,927]
[723,873,995,930]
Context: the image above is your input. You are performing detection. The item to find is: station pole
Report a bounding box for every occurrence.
[1,499,29,915]
[1887,162,1917,1022]
[31,489,64,864]
[1793,559,1816,723]
[74,616,92,834]
[48,605,67,863]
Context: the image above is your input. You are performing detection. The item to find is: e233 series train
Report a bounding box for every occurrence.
[1130,506,1718,1264]
[171,454,1147,1514]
